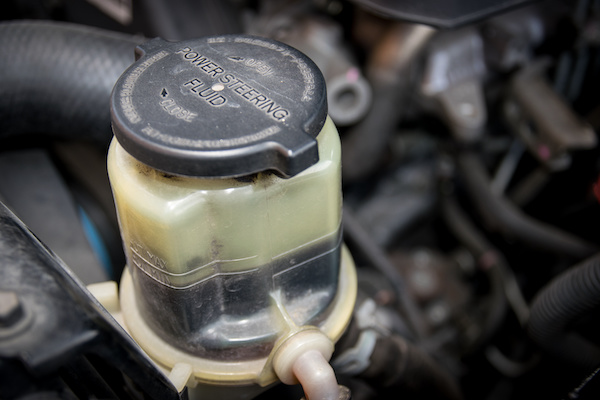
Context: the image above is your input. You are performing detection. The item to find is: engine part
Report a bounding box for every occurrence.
[506,60,597,170]
[342,22,436,182]
[0,150,107,283]
[0,20,143,146]
[457,152,598,259]
[0,202,181,400]
[334,298,463,400]
[108,34,356,397]
[528,254,600,369]
[348,0,535,28]
[264,16,372,126]
[441,194,523,339]
[353,159,437,247]
[421,28,487,142]
[482,4,545,71]
[343,207,428,339]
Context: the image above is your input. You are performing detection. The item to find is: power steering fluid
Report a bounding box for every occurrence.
[107,35,356,397]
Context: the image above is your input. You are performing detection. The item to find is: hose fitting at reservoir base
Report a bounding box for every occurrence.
[107,34,357,398]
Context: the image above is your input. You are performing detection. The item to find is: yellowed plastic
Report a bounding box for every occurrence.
[118,245,356,388]
[108,116,357,395]
[108,117,341,289]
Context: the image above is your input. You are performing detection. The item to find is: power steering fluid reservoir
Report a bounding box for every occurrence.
[107,35,356,394]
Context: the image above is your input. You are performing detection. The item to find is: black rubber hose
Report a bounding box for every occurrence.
[457,152,597,259]
[441,194,509,351]
[341,85,402,183]
[0,20,143,146]
[341,24,435,184]
[528,254,600,369]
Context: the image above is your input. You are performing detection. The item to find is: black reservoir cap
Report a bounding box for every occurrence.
[110,35,328,178]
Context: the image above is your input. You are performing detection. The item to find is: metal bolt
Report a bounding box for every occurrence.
[0,290,24,328]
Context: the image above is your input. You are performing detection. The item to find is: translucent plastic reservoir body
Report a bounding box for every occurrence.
[108,36,356,390]
[108,117,342,359]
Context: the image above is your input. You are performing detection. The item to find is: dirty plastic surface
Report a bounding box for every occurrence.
[108,118,342,358]
[110,35,327,178]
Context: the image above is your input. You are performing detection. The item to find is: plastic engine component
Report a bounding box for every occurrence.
[108,34,356,391]
[110,35,327,178]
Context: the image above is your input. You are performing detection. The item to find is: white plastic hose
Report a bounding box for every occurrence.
[273,330,340,400]
[292,350,340,400]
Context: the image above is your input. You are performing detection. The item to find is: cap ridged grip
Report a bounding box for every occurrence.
[110,35,328,178]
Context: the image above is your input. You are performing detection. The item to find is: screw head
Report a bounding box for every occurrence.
[0,290,24,328]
